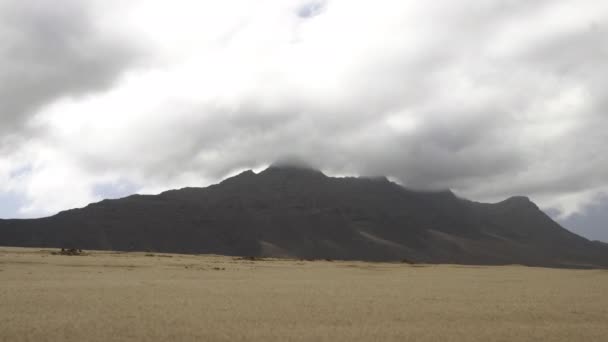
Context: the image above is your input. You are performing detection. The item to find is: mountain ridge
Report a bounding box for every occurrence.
[1,166,607,268]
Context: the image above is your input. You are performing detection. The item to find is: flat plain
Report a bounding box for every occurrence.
[1,247,607,341]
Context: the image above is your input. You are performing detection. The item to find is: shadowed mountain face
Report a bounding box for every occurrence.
[1,165,607,268]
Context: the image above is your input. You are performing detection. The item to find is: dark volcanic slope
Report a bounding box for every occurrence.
[1,166,607,267]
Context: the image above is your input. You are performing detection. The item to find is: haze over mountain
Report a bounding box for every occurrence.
[1,164,606,268]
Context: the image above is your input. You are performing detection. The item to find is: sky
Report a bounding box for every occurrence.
[0,0,607,241]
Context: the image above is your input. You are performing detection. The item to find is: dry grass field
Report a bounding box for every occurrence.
[1,247,607,341]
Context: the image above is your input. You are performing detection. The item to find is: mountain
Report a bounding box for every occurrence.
[593,240,608,248]
[1,165,607,268]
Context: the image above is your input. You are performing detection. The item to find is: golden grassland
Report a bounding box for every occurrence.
[1,247,607,341]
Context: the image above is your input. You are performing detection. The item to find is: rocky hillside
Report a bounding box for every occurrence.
[1,165,606,268]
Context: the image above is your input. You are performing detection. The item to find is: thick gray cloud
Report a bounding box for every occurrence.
[0,0,140,140]
[0,0,606,243]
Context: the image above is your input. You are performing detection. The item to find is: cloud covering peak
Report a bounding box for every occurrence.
[0,0,607,240]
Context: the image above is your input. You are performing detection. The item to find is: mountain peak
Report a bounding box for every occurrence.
[503,195,531,203]
[261,164,326,178]
[499,196,539,210]
[262,157,326,178]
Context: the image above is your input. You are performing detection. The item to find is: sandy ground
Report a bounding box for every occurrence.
[0,247,607,341]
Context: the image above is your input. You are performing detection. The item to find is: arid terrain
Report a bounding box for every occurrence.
[1,247,607,341]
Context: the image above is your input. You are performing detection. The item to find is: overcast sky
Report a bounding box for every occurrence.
[0,0,607,241]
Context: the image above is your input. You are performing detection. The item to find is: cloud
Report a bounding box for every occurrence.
[550,193,608,242]
[0,0,141,141]
[297,1,326,18]
[0,0,607,243]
